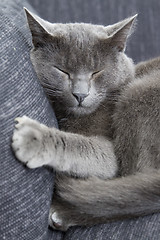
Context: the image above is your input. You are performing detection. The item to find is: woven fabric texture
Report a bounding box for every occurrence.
[0,0,63,239]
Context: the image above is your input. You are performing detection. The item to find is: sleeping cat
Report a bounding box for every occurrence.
[12,9,160,231]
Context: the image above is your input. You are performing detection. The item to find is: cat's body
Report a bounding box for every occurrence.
[51,60,160,229]
[12,9,160,231]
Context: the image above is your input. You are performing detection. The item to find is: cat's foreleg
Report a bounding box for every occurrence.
[12,116,117,179]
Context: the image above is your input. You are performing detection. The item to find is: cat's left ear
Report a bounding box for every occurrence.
[108,15,137,52]
[24,8,52,48]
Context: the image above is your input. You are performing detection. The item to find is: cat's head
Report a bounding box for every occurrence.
[25,9,136,116]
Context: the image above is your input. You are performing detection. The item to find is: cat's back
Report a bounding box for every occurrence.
[127,56,160,102]
[113,67,160,175]
[121,68,160,109]
[114,68,160,133]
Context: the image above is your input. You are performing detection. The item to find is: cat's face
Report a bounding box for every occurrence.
[25,9,136,116]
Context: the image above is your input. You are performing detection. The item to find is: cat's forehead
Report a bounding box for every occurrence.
[26,10,137,52]
[46,23,109,40]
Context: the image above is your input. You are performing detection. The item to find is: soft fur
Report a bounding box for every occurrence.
[12,9,160,231]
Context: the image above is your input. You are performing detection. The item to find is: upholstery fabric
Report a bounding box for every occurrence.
[0,0,63,239]
[1,0,160,239]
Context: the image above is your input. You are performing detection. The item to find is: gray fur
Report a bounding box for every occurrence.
[12,9,160,231]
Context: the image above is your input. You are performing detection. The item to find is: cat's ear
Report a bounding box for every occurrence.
[24,8,52,48]
[108,15,137,52]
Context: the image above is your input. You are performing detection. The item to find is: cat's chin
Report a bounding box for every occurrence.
[69,105,96,116]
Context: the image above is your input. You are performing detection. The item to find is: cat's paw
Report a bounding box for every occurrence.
[49,211,64,230]
[49,207,70,232]
[12,116,50,168]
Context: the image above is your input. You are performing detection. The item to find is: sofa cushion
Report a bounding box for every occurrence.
[0,0,63,239]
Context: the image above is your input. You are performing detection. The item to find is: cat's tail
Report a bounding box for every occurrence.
[56,169,160,221]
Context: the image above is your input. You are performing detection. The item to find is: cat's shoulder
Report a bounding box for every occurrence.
[116,58,160,114]
[124,57,160,100]
[135,56,160,78]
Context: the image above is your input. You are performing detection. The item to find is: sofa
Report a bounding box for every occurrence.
[1,0,160,239]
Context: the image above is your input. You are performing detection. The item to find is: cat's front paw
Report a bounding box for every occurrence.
[12,116,50,168]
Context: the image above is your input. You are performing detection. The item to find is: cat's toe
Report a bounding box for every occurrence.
[14,116,31,128]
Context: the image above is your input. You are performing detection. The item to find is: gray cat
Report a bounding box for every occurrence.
[12,9,160,231]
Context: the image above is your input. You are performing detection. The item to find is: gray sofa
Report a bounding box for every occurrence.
[1,0,160,239]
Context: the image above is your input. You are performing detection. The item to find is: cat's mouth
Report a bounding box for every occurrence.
[77,103,83,107]
[69,103,95,116]
[68,93,101,115]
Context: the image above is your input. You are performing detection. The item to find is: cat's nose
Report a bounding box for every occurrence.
[72,93,88,104]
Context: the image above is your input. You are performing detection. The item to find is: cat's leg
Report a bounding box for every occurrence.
[12,116,117,230]
[48,197,91,231]
[49,188,109,231]
[48,198,77,231]
[12,116,117,179]
[48,170,160,231]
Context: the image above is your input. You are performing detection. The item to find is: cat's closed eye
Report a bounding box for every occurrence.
[92,70,104,78]
[54,66,70,78]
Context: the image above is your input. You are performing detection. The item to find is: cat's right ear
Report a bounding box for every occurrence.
[107,15,137,52]
[24,8,51,48]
